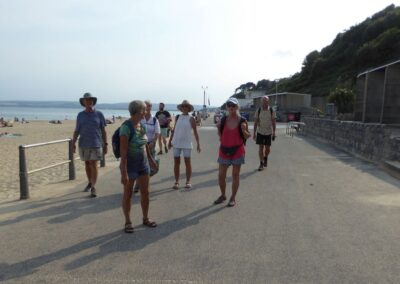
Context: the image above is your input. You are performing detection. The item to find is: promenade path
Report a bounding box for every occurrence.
[1,120,400,283]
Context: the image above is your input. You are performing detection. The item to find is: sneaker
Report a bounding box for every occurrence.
[83,183,91,192]
[258,163,264,171]
[90,187,97,198]
[263,157,268,167]
[157,150,163,155]
[165,146,168,153]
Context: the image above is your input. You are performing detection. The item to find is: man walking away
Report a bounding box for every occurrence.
[253,95,276,171]
[155,102,171,155]
[72,92,108,197]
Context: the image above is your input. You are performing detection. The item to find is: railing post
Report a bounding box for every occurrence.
[19,145,29,200]
[68,139,75,180]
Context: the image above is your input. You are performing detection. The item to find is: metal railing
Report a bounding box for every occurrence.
[19,139,76,200]
[286,121,306,137]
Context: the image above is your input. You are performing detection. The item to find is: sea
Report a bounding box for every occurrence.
[0,106,182,121]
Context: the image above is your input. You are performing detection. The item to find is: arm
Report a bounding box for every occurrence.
[119,135,129,185]
[253,117,258,140]
[272,111,276,138]
[151,119,160,150]
[101,127,108,154]
[72,131,79,153]
[241,120,252,140]
[191,117,201,153]
[167,116,177,149]
[145,143,157,170]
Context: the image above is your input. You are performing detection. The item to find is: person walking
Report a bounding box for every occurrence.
[155,102,171,155]
[253,95,276,171]
[214,97,251,207]
[72,92,107,198]
[119,100,158,233]
[134,100,160,192]
[168,100,201,190]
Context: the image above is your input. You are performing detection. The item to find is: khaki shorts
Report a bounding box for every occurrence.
[79,147,103,161]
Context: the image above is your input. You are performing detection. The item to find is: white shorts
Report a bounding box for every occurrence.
[173,148,192,158]
[79,147,103,161]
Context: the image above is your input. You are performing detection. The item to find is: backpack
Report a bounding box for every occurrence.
[112,120,143,159]
[219,115,248,145]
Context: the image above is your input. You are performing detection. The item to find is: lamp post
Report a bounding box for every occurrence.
[201,86,208,108]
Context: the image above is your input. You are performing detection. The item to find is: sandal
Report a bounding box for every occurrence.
[214,195,227,204]
[172,182,179,190]
[124,222,134,233]
[227,199,236,207]
[143,218,157,228]
[185,182,192,189]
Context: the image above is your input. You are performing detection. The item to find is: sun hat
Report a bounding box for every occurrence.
[226,97,239,106]
[79,92,97,107]
[177,100,194,112]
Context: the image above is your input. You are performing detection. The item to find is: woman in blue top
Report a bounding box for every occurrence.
[120,100,158,233]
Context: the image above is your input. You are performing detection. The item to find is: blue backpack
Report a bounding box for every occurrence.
[112,120,142,159]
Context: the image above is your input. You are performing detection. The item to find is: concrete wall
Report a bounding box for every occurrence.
[303,117,400,162]
[384,65,400,124]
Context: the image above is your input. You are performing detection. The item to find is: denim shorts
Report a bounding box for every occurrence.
[173,148,192,158]
[217,155,245,166]
[126,152,150,180]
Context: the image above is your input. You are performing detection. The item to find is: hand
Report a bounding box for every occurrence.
[197,144,201,153]
[168,142,172,150]
[72,143,76,153]
[103,144,108,155]
[149,158,158,171]
[272,134,276,141]
[121,174,128,185]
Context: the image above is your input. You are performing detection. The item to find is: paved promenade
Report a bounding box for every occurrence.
[1,120,400,283]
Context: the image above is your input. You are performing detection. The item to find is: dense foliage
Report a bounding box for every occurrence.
[234,4,400,99]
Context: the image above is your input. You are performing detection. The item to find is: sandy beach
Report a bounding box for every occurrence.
[0,119,123,201]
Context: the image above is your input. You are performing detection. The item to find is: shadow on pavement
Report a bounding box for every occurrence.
[0,204,225,281]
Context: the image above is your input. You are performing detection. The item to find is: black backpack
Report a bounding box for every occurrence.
[219,115,248,145]
[112,120,141,159]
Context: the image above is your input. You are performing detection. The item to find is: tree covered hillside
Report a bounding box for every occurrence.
[236,4,400,98]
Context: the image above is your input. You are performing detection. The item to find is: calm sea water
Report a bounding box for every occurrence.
[0,106,182,121]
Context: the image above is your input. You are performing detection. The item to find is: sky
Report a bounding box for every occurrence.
[0,0,399,106]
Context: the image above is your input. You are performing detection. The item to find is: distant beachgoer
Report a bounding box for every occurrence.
[134,100,160,192]
[214,97,251,207]
[155,102,171,155]
[168,100,201,189]
[72,92,107,198]
[253,95,276,171]
[119,100,158,233]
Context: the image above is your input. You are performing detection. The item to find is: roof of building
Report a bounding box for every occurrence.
[357,58,400,77]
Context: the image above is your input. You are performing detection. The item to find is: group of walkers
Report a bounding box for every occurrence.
[72,92,276,233]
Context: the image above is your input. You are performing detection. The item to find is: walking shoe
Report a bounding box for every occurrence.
[157,150,163,155]
[258,162,264,171]
[263,157,268,167]
[90,187,97,198]
[83,183,92,192]
[165,146,168,153]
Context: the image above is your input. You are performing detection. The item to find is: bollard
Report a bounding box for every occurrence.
[19,145,29,199]
[68,139,76,180]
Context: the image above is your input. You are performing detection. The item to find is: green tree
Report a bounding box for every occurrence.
[328,88,356,113]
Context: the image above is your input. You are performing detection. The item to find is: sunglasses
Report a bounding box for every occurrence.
[181,105,190,108]
[227,103,237,108]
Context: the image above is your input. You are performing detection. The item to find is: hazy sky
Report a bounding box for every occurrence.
[0,0,398,106]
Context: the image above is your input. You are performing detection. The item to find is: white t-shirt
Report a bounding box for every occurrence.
[171,114,193,149]
[141,116,160,143]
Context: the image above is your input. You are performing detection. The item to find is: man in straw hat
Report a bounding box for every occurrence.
[72,92,108,197]
[168,100,201,190]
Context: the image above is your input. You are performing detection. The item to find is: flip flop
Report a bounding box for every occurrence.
[227,200,236,207]
[124,222,134,233]
[185,182,192,189]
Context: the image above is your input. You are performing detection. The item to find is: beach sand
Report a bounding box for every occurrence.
[0,119,122,201]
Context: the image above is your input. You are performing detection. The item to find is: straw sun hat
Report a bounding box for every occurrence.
[177,100,194,112]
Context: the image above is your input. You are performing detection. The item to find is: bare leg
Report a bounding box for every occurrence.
[122,179,135,224]
[258,145,264,162]
[230,165,241,201]
[174,156,181,183]
[184,157,192,184]
[138,175,150,219]
[218,164,229,197]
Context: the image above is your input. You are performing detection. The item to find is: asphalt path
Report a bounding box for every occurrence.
[1,120,400,283]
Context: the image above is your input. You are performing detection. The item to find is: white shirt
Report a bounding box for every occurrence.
[171,114,193,149]
[141,115,160,143]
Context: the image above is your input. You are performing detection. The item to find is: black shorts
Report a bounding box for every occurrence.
[256,133,272,146]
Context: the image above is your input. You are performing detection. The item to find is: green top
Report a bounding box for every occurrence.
[119,122,147,157]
